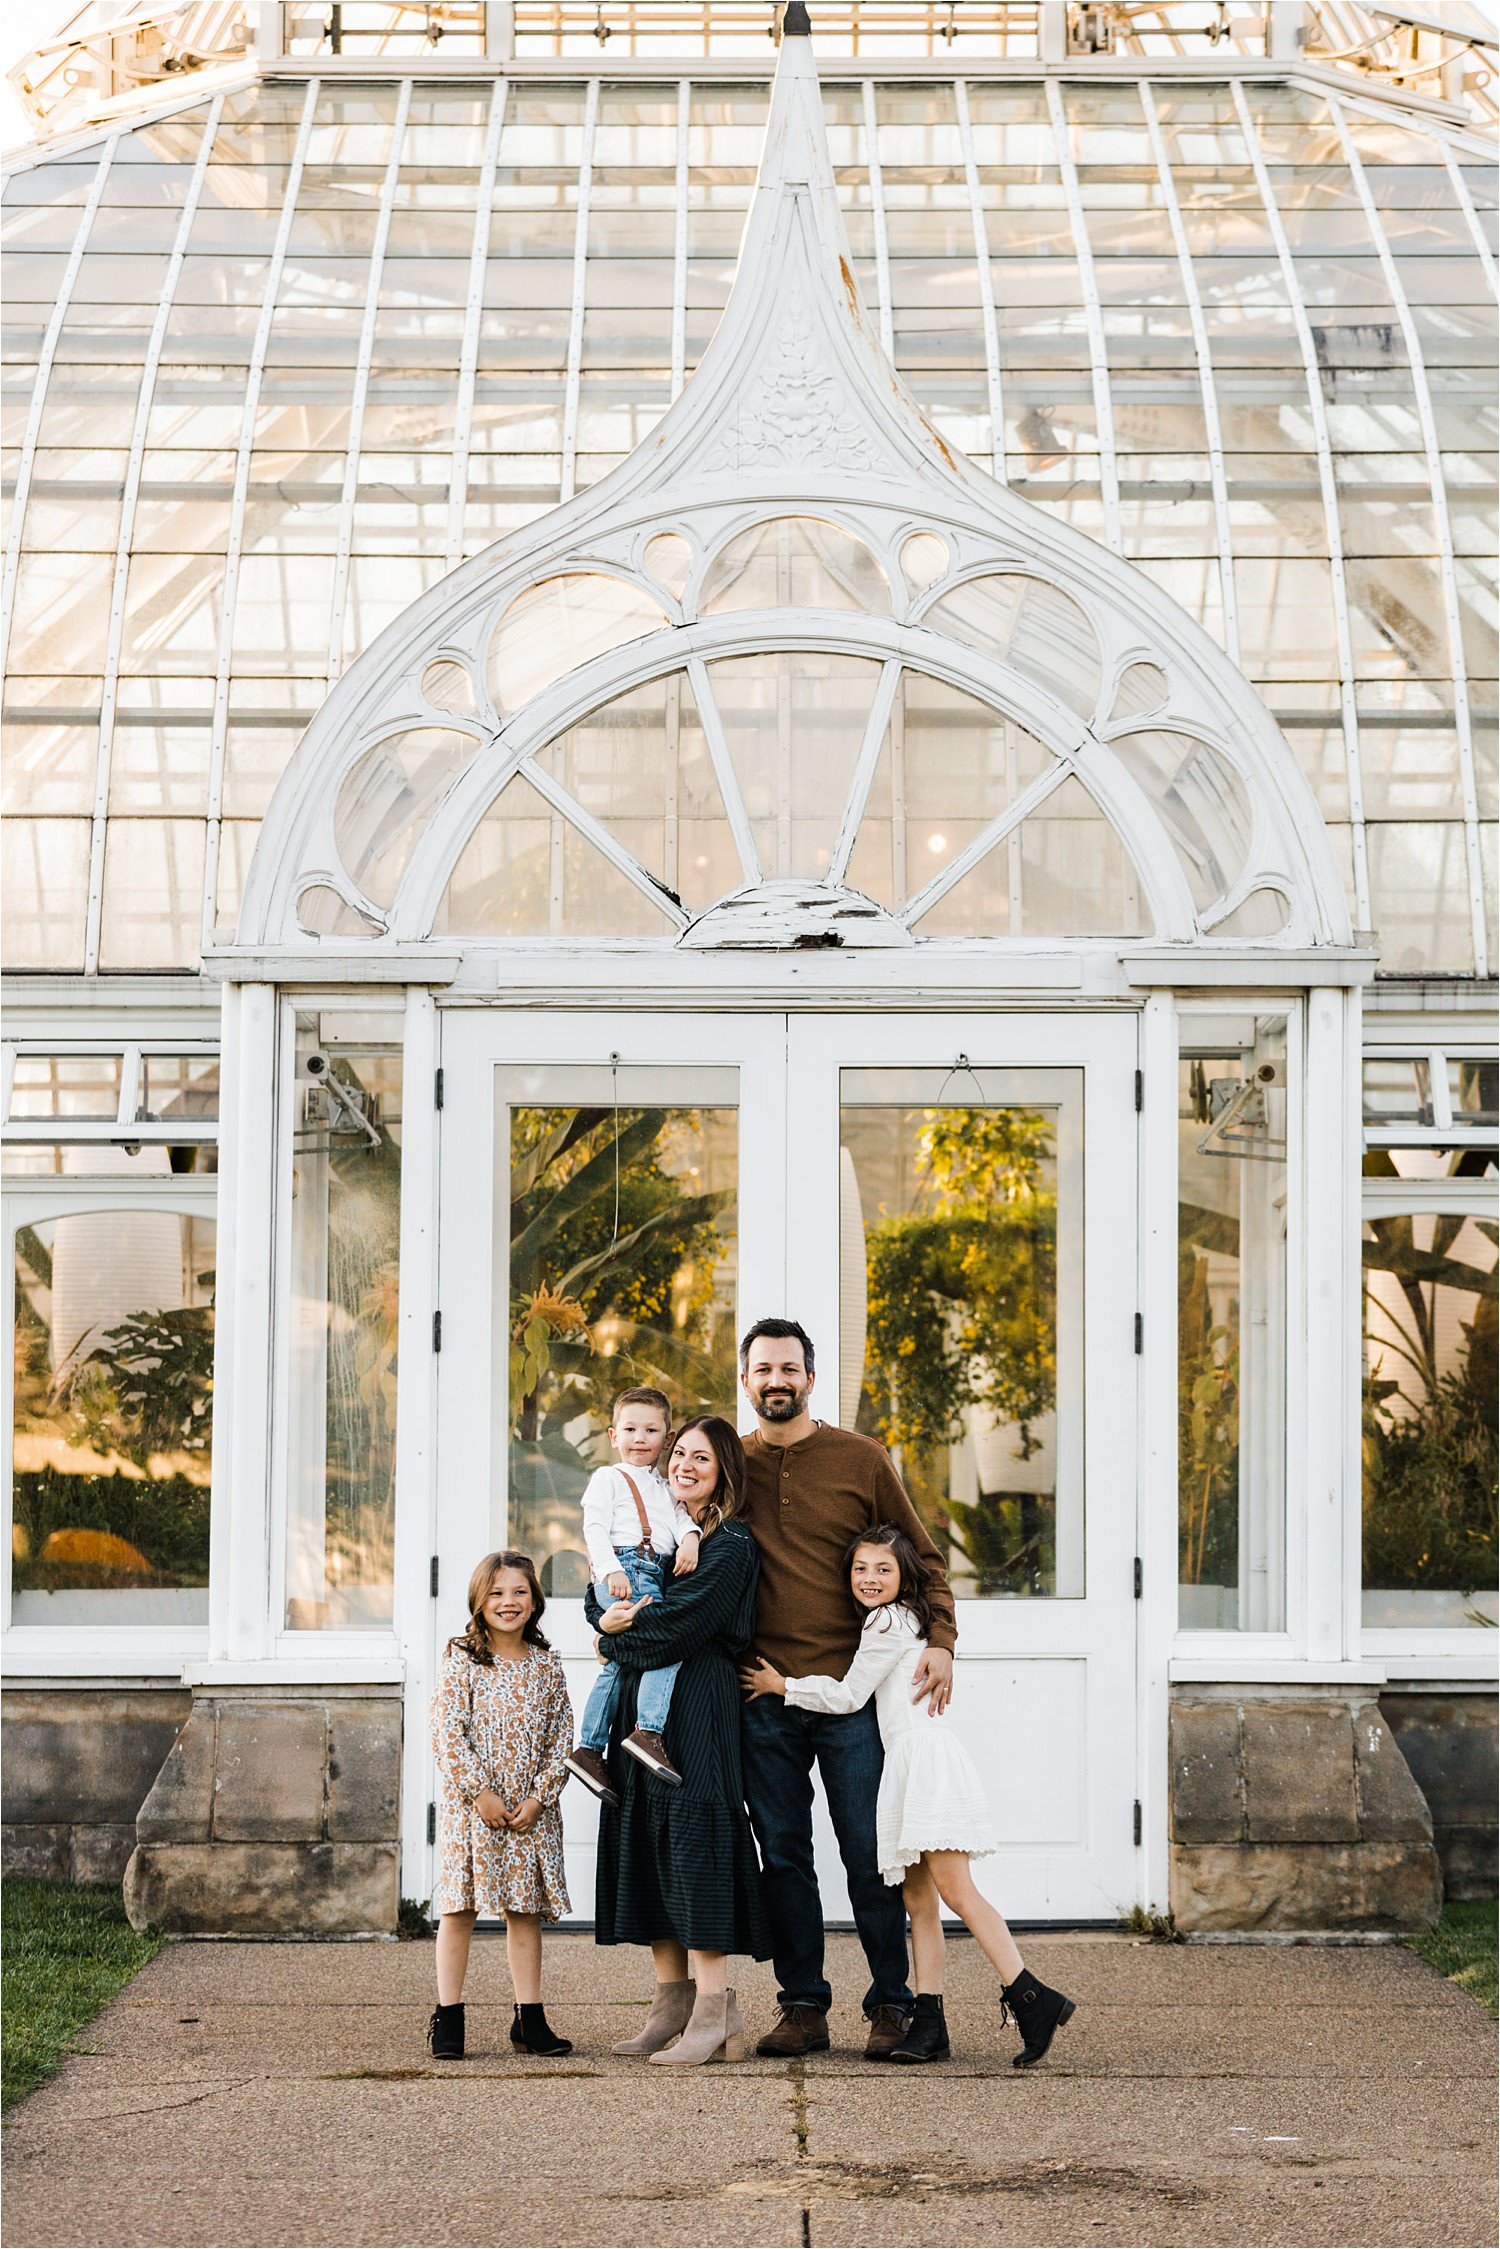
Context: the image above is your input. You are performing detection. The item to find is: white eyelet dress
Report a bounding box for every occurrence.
[783,1604,997,1885]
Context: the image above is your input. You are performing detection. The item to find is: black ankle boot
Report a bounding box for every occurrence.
[510,2003,572,2057]
[888,1993,950,2065]
[1001,1972,1076,2067]
[427,2001,465,2059]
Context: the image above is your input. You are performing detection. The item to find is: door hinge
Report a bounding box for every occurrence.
[426,1801,436,1846]
[432,1309,443,1352]
[1133,1312,1144,1354]
[434,1066,445,1110]
[1133,1799,1143,1847]
[1134,1067,1144,1113]
[430,1553,440,1598]
[1133,1556,1143,1600]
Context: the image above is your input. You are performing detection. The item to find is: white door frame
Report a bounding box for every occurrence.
[416,1002,1146,1921]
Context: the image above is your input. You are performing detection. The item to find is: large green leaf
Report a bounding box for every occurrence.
[509,1108,598,1203]
[559,1189,731,1299]
[508,1109,667,1277]
[1363,1237,1497,1296]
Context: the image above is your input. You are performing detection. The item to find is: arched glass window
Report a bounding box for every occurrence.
[429,652,1159,942]
[922,573,1102,722]
[333,728,477,911]
[700,517,891,616]
[488,575,669,714]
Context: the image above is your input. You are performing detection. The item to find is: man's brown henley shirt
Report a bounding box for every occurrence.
[742,1420,957,1679]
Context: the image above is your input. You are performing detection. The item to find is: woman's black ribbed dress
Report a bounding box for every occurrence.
[587,1517,771,1958]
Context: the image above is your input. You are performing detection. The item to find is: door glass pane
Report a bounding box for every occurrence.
[284,1013,403,1631]
[1362,1206,1498,1628]
[502,1066,738,1595]
[839,1067,1083,1598]
[12,1209,214,1625]
[1177,1015,1289,1631]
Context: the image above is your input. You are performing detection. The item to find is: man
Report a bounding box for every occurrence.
[737,1316,956,2060]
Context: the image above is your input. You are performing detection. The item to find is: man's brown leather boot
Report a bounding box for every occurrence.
[754,2003,831,2057]
[864,2003,915,2060]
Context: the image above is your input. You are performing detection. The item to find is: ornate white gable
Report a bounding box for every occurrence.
[236,16,1351,959]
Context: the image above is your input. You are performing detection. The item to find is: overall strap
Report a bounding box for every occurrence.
[619,1470,656,1557]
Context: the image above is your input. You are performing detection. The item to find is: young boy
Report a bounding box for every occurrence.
[564,1386,699,1802]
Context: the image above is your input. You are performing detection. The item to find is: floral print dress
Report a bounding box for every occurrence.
[430,1641,573,1921]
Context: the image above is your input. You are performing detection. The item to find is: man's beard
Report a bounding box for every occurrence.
[755,1388,803,1422]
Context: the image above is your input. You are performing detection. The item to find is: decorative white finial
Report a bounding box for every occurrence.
[675,9,952,484]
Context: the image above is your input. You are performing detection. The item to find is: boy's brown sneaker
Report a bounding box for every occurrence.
[754,2004,831,2057]
[623,1729,683,1786]
[564,1745,620,1806]
[864,2004,915,2060]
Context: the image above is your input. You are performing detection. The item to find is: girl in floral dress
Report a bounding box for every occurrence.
[428,1549,574,2060]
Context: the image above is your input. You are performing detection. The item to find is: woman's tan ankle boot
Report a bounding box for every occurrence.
[647,1986,745,2066]
[612,1978,696,2056]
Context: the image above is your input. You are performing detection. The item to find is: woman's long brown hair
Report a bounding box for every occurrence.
[842,1522,939,1640]
[669,1415,746,1535]
[450,1549,550,1664]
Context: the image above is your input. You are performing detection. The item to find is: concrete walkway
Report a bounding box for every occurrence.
[3,1932,1494,2249]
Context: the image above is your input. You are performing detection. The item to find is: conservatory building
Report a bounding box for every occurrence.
[2,0,1495,1935]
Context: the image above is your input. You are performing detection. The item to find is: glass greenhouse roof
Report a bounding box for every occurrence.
[2,62,1495,975]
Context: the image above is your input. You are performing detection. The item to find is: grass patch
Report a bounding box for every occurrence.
[397,1895,433,1940]
[1121,1905,1184,1944]
[1409,1899,1498,2017]
[2,1879,164,2112]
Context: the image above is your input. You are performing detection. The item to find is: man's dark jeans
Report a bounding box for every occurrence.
[742,1695,912,2018]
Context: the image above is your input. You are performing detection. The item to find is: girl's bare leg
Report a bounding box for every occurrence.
[926,1852,1025,1986]
[651,1937,690,1985]
[435,1910,476,2005]
[505,1912,543,2004]
[687,1947,726,1997]
[904,1861,946,1993]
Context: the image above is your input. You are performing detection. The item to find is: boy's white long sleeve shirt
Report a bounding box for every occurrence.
[580,1463,696,1581]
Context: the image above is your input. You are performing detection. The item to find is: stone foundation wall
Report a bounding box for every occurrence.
[8,1677,1484,1937]
[1379,1689,1498,1901]
[2,1687,191,1884]
[123,1684,401,1936]
[1169,1687,1442,1932]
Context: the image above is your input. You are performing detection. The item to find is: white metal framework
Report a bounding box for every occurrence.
[4,57,1494,981]
[1330,96,1490,980]
[235,34,1351,963]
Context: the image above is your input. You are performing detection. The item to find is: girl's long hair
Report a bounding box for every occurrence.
[669,1415,746,1536]
[843,1522,939,1640]
[450,1549,550,1664]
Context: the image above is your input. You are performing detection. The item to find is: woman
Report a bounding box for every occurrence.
[588,1413,770,2065]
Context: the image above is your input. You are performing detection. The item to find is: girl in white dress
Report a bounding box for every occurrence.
[741,1523,1077,2067]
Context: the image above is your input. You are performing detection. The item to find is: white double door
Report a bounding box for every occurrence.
[430,1008,1141,1923]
